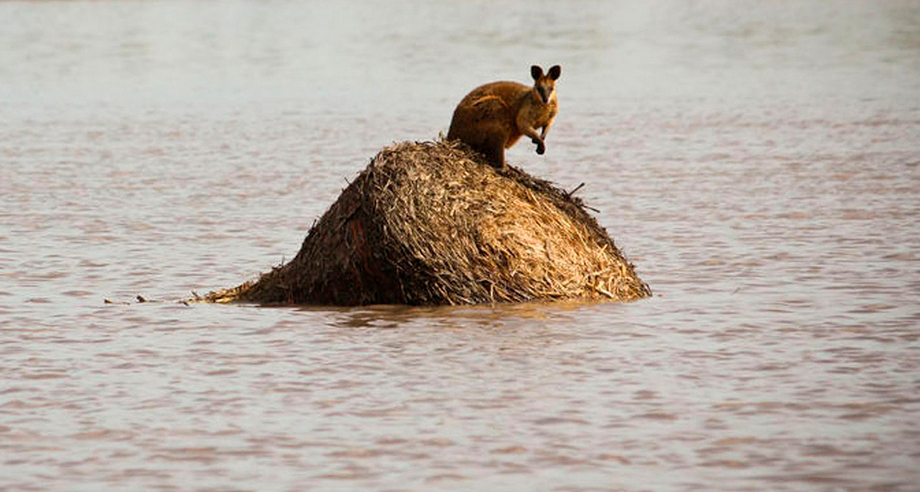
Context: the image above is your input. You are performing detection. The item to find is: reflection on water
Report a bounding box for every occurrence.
[1,0,919,490]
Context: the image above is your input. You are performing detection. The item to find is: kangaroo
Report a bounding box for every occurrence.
[447,65,561,169]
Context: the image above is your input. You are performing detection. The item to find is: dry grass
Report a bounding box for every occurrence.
[199,140,650,305]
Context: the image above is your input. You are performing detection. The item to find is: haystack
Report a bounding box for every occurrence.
[200,140,650,305]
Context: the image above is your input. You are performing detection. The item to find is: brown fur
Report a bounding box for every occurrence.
[447,65,561,168]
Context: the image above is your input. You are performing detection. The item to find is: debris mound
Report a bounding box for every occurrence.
[201,140,650,305]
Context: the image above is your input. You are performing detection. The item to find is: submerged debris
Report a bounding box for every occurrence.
[199,140,650,306]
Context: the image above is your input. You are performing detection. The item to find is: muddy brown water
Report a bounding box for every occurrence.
[2,1,919,490]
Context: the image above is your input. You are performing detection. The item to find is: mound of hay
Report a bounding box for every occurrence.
[201,140,650,305]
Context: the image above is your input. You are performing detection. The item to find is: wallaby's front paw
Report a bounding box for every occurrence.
[535,141,546,155]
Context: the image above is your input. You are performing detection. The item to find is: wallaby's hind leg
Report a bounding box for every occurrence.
[473,133,505,169]
[482,140,505,169]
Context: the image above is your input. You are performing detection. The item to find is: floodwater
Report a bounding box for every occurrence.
[2,0,919,490]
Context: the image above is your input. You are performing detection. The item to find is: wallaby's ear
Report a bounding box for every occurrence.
[531,65,544,80]
[548,65,561,80]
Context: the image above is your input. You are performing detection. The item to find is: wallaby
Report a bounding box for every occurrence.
[447,65,561,169]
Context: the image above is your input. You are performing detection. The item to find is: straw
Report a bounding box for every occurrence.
[199,140,650,305]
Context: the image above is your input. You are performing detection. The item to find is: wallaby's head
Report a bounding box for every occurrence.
[531,65,561,104]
